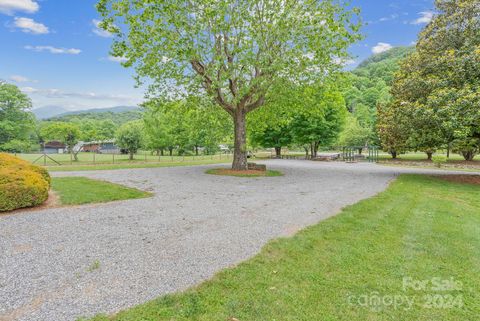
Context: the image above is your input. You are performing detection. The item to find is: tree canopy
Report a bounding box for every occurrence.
[0,82,35,152]
[97,0,361,169]
[115,120,144,160]
[384,0,480,160]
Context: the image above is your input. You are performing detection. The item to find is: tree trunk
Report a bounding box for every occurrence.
[275,146,281,158]
[169,147,173,156]
[304,147,309,159]
[426,152,433,160]
[69,146,78,161]
[195,145,199,156]
[232,110,248,170]
[391,150,397,159]
[129,151,134,160]
[311,142,319,159]
[358,148,363,155]
[160,149,164,156]
[462,151,475,161]
[446,145,450,158]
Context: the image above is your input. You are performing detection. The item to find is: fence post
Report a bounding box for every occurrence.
[112,153,115,164]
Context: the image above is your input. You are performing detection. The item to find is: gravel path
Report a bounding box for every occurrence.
[1,160,478,321]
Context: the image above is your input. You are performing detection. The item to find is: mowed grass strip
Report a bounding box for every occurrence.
[51,177,151,205]
[86,175,480,321]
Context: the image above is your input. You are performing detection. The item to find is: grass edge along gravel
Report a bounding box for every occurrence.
[51,177,152,205]
[83,174,480,321]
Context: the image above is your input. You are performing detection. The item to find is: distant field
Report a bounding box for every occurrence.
[14,152,234,166]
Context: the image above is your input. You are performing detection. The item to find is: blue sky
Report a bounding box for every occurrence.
[0,0,434,111]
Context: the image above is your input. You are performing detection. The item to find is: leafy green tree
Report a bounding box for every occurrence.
[116,121,144,160]
[1,139,36,153]
[289,87,347,158]
[73,119,116,142]
[338,115,372,154]
[143,102,172,156]
[377,102,409,159]
[185,103,232,155]
[250,124,292,157]
[97,0,361,170]
[143,98,231,156]
[40,122,81,159]
[390,0,480,160]
[0,82,35,151]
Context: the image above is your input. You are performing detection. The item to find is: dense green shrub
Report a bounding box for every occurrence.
[0,153,50,211]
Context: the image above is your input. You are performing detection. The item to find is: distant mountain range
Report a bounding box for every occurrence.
[32,105,69,119]
[32,105,140,119]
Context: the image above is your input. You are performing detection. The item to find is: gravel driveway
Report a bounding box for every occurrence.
[1,160,476,321]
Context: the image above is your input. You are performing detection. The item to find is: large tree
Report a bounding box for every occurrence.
[389,0,480,161]
[0,81,35,151]
[289,86,347,158]
[97,0,361,170]
[250,124,292,157]
[116,120,144,160]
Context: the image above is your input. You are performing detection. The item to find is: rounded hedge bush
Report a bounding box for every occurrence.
[0,153,51,211]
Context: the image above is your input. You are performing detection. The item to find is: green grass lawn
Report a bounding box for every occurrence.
[46,159,232,172]
[378,151,478,162]
[85,175,480,321]
[51,177,151,205]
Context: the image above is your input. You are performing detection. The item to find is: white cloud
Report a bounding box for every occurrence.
[411,11,434,25]
[0,0,39,15]
[13,17,49,34]
[107,55,128,63]
[92,19,112,38]
[20,86,38,93]
[10,75,36,83]
[379,14,398,22]
[25,45,81,55]
[372,42,393,54]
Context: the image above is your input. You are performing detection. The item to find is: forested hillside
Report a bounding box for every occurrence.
[338,46,414,147]
[47,110,142,125]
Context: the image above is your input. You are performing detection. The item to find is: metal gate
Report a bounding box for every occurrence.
[342,146,379,163]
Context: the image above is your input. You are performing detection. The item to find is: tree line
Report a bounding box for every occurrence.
[2,0,478,164]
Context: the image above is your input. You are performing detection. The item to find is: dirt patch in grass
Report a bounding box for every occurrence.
[434,175,480,185]
[206,168,283,177]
